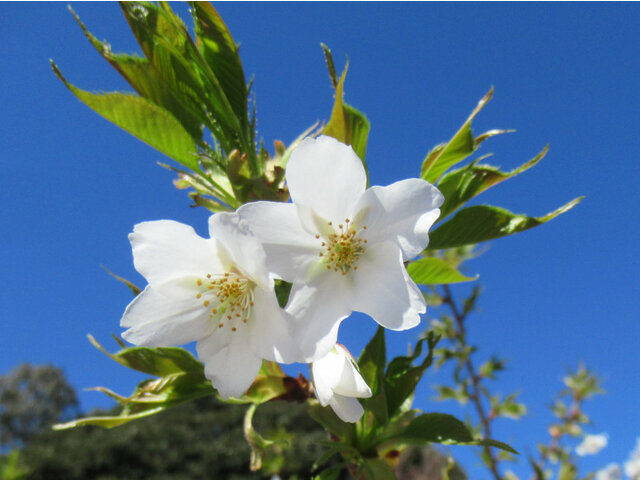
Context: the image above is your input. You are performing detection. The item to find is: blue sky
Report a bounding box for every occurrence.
[1,2,638,477]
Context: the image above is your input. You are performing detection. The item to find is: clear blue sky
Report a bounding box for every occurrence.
[1,2,638,477]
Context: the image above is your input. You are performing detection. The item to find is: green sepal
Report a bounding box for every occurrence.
[437,146,547,221]
[427,198,583,250]
[407,257,477,285]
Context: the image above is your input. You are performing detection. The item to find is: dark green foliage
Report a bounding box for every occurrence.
[22,397,326,480]
[0,364,78,448]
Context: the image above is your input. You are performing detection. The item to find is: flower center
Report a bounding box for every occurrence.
[317,219,367,275]
[195,272,254,332]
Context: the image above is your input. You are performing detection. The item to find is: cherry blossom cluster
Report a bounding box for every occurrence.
[120,136,443,422]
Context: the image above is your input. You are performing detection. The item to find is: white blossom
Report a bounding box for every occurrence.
[576,433,608,456]
[120,213,298,399]
[595,463,622,480]
[311,344,372,422]
[625,437,640,480]
[238,135,443,360]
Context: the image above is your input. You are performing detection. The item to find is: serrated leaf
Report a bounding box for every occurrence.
[422,88,510,183]
[190,2,249,133]
[407,257,477,285]
[437,146,547,220]
[307,401,355,443]
[88,335,203,377]
[69,6,203,140]
[119,2,249,158]
[52,62,200,171]
[427,198,583,250]
[322,45,370,179]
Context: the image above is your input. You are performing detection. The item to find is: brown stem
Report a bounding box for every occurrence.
[441,285,502,480]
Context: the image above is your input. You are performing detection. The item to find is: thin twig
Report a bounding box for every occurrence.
[441,285,502,480]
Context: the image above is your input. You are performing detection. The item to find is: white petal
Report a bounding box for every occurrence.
[349,242,425,331]
[286,275,351,362]
[312,346,371,398]
[310,360,335,407]
[130,220,221,284]
[248,287,301,363]
[196,330,263,400]
[237,201,320,283]
[120,284,213,346]
[354,178,444,260]
[208,212,271,289]
[331,345,372,398]
[286,136,366,223]
[329,394,365,423]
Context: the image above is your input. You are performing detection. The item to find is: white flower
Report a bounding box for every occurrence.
[311,344,372,422]
[576,433,608,456]
[595,463,622,480]
[238,136,443,360]
[625,437,640,480]
[120,213,298,399]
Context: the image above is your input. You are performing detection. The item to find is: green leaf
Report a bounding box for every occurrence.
[360,459,396,480]
[274,280,293,309]
[307,401,355,443]
[321,45,370,179]
[437,146,547,220]
[407,257,477,285]
[119,2,248,159]
[51,62,201,171]
[421,88,512,183]
[385,412,518,454]
[68,6,203,141]
[384,332,439,416]
[88,335,203,377]
[357,327,388,425]
[190,2,249,135]
[427,198,583,250]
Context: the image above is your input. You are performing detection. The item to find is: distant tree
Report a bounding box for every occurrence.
[0,364,78,448]
[396,446,466,480]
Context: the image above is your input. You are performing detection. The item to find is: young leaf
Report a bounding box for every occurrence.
[51,62,201,171]
[421,88,511,183]
[407,257,477,285]
[190,2,249,134]
[437,146,547,220]
[321,45,370,177]
[427,198,583,250]
[68,6,203,140]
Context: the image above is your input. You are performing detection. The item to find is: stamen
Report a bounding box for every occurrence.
[316,223,368,274]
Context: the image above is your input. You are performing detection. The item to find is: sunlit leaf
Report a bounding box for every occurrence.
[407,257,477,285]
[357,327,388,425]
[437,146,547,220]
[421,88,512,183]
[51,62,200,171]
[322,45,370,179]
[427,198,583,250]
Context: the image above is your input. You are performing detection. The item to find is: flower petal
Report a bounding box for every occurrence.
[121,283,213,346]
[286,274,351,362]
[248,287,301,363]
[349,242,425,331]
[197,329,263,400]
[354,178,444,260]
[208,212,271,290]
[237,201,320,283]
[130,220,221,284]
[329,394,365,423]
[286,136,366,223]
